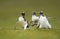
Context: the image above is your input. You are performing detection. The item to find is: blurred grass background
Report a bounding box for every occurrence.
[0,0,60,39]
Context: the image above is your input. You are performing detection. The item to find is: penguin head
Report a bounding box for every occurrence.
[21,12,25,16]
[40,11,44,16]
[33,12,36,15]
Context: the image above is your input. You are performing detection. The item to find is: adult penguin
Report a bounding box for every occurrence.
[38,11,51,29]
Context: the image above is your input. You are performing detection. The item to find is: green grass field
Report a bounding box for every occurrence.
[0,0,60,39]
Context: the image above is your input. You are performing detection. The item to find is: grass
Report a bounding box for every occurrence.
[0,0,60,39]
[0,28,60,39]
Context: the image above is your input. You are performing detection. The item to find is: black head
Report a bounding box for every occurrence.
[40,12,43,15]
[40,11,44,16]
[21,12,25,16]
[40,11,43,14]
[33,12,36,15]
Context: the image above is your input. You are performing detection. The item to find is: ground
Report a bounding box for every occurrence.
[0,0,60,39]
